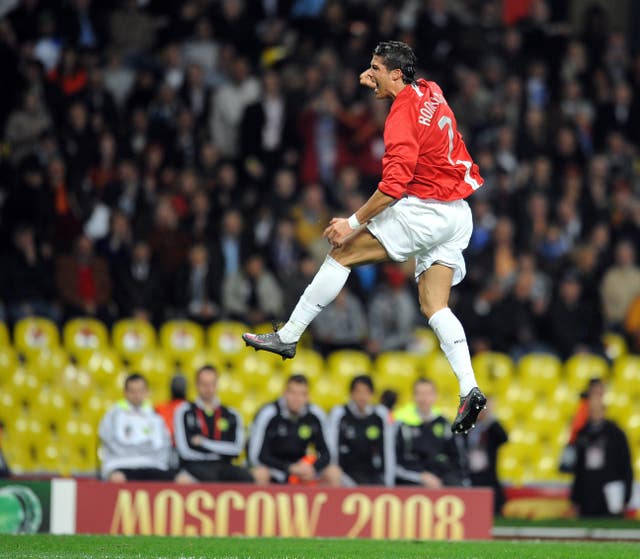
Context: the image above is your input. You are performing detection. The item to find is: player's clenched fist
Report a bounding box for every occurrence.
[359,69,376,89]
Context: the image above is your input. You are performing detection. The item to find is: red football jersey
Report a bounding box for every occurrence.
[377,78,483,201]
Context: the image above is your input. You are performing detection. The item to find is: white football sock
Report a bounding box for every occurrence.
[278,256,351,343]
[428,307,478,396]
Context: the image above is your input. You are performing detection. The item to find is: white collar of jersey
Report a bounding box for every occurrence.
[195,397,221,413]
[347,400,373,418]
[411,82,424,97]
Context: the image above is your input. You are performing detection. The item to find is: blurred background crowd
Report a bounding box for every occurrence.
[1,0,640,361]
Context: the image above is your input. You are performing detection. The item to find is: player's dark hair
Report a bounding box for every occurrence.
[414,377,436,390]
[380,389,398,410]
[373,41,417,84]
[170,374,187,399]
[287,373,308,386]
[350,374,374,393]
[196,364,218,381]
[125,372,147,389]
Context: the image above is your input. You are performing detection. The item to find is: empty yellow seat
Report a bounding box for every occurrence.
[160,320,204,366]
[503,383,536,423]
[216,371,246,406]
[83,349,125,393]
[612,355,640,389]
[0,392,21,428]
[112,319,157,363]
[624,415,640,448]
[14,317,60,358]
[208,321,249,364]
[518,353,562,396]
[327,350,372,382]
[26,346,69,386]
[471,352,514,395]
[0,322,8,346]
[31,388,71,431]
[59,366,94,401]
[376,352,419,384]
[10,370,40,405]
[552,383,581,420]
[63,318,109,364]
[409,327,438,355]
[233,351,277,392]
[283,348,325,383]
[565,353,609,392]
[605,390,633,425]
[311,375,343,411]
[0,346,19,384]
[603,332,628,361]
[420,352,459,398]
[525,405,564,444]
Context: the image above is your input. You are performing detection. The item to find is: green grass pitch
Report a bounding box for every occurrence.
[1,535,640,559]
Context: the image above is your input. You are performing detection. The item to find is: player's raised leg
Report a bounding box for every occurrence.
[417,264,486,434]
[242,229,389,359]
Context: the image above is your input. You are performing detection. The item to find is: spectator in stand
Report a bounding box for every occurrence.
[3,225,59,323]
[249,374,341,486]
[112,240,164,324]
[98,373,173,482]
[571,381,633,517]
[464,398,508,515]
[174,365,254,483]
[600,240,640,331]
[312,287,367,356]
[222,253,283,326]
[394,378,467,488]
[367,264,418,355]
[175,243,222,325]
[4,91,51,165]
[55,235,112,322]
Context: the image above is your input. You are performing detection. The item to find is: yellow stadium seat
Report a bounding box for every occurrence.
[63,318,109,364]
[421,352,459,398]
[612,356,640,392]
[375,352,419,386]
[503,383,536,423]
[0,322,8,346]
[10,369,40,405]
[565,353,609,392]
[494,401,518,432]
[409,327,438,355]
[112,319,157,363]
[624,414,640,448]
[26,346,69,386]
[552,383,581,421]
[471,352,514,395]
[208,321,249,366]
[185,349,224,375]
[603,332,628,361]
[1,444,35,474]
[238,393,261,426]
[0,346,19,385]
[216,371,245,407]
[160,320,204,366]
[31,388,71,431]
[234,351,277,392]
[283,348,325,383]
[312,375,344,411]
[605,389,633,425]
[0,392,21,429]
[59,366,94,402]
[518,353,562,397]
[14,317,60,358]
[76,394,111,427]
[83,349,126,393]
[262,374,286,401]
[327,350,372,383]
[525,405,564,444]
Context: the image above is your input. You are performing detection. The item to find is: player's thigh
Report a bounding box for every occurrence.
[219,462,254,483]
[417,264,454,319]
[329,229,390,267]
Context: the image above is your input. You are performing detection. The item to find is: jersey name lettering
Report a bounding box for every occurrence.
[418,92,445,126]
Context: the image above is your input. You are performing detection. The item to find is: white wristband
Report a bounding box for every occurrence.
[347,214,361,230]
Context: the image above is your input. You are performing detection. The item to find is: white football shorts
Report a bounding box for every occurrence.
[367,196,473,285]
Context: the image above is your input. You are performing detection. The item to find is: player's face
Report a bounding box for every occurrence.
[351,383,373,411]
[368,55,397,99]
[414,382,437,412]
[125,379,148,408]
[197,370,218,402]
[285,382,309,415]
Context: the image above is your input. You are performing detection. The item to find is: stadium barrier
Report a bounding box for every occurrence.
[6,480,491,539]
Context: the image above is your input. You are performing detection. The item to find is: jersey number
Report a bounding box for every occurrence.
[437,116,481,190]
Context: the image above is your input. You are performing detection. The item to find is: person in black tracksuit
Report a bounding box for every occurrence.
[328,375,395,486]
[395,378,468,488]
[248,374,341,486]
[174,365,254,483]
[571,385,633,516]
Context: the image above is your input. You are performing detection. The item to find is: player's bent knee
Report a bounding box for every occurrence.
[322,465,343,487]
[420,302,447,320]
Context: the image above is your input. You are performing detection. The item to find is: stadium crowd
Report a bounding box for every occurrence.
[1,0,639,360]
